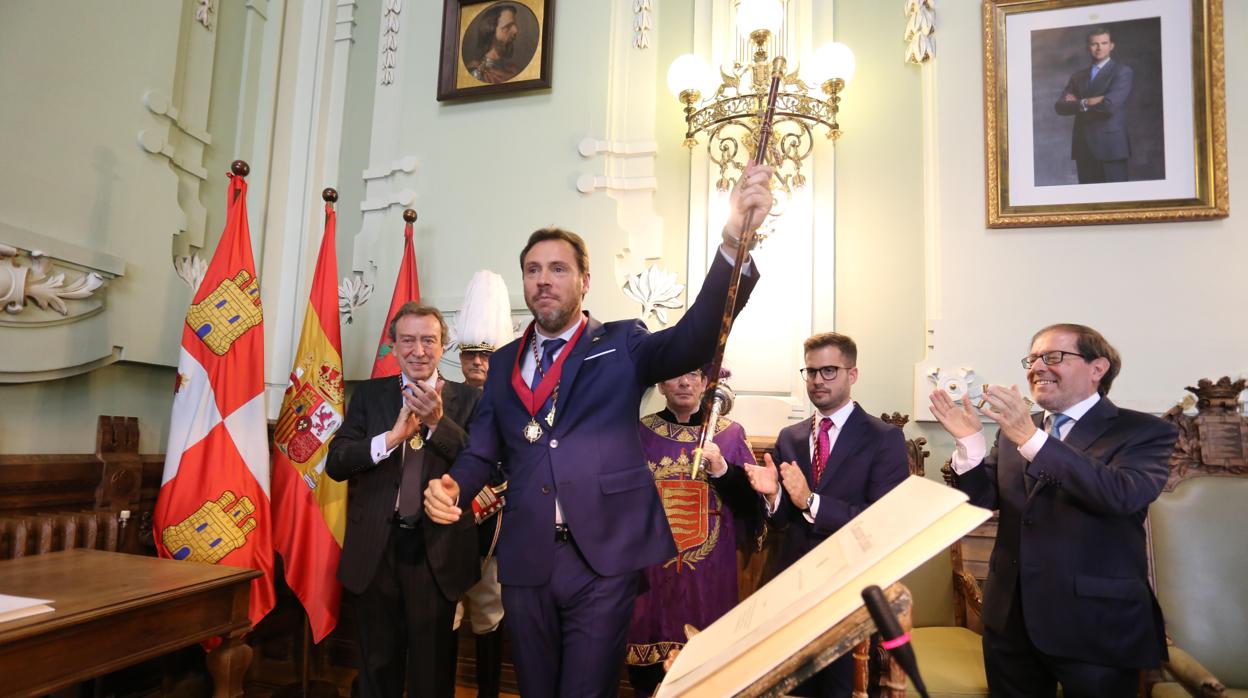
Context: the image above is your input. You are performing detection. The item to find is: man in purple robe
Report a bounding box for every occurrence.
[626,367,760,696]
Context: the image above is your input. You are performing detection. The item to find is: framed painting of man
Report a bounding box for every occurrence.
[983,0,1226,227]
[437,0,554,101]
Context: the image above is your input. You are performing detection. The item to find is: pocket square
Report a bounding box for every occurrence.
[584,348,616,361]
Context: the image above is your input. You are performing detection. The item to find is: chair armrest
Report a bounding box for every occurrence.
[1162,645,1226,698]
[953,569,983,615]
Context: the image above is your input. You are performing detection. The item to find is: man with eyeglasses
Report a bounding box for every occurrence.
[928,323,1178,697]
[745,332,908,698]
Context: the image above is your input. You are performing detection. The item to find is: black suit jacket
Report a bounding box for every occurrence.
[953,397,1177,668]
[769,404,909,570]
[326,377,481,599]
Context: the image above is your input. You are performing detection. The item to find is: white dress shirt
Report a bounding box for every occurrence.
[950,392,1101,474]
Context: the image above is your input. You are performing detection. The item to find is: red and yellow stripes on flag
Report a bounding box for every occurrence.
[155,168,276,631]
[370,213,421,377]
[271,194,347,642]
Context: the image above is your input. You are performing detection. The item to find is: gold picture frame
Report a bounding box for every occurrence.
[983,0,1227,227]
[436,0,554,102]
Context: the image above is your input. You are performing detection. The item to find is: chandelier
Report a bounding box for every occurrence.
[666,1,855,200]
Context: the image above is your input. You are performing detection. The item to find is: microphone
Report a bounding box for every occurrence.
[861,585,929,698]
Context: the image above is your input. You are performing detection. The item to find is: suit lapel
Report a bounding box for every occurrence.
[1063,396,1116,452]
[790,425,812,475]
[1019,411,1044,497]
[546,313,602,421]
[440,379,459,425]
[379,376,403,441]
[816,404,865,491]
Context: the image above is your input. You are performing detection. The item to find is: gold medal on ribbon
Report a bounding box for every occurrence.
[523,418,543,443]
[408,431,424,450]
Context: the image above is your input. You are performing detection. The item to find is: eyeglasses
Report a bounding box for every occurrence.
[1020,350,1088,369]
[799,365,851,381]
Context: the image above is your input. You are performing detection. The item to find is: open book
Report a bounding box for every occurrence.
[657,475,991,697]
[0,593,54,624]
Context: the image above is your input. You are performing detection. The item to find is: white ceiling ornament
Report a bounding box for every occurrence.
[339,274,374,324]
[2,247,106,316]
[623,264,685,325]
[904,0,935,64]
[380,0,402,86]
[926,366,979,403]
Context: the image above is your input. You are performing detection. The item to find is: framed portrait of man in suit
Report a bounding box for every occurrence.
[983,0,1227,227]
[436,0,554,101]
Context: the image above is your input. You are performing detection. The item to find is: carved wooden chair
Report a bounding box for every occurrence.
[1147,378,1248,697]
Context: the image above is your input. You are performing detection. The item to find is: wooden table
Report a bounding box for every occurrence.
[0,548,259,698]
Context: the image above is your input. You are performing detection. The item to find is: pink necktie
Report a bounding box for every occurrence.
[812,417,834,486]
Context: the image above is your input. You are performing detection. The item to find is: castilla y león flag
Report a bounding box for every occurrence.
[369,214,420,377]
[155,171,275,630]
[271,196,347,642]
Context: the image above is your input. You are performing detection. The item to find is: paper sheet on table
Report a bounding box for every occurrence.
[0,593,54,624]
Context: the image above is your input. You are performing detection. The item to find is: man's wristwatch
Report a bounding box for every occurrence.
[803,492,816,513]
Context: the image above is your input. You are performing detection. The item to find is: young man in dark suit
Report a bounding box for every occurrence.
[929,323,1178,697]
[326,303,480,698]
[424,163,774,697]
[745,331,910,698]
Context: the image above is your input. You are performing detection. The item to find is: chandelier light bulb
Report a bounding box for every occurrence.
[813,42,856,83]
[667,54,712,98]
[735,0,783,39]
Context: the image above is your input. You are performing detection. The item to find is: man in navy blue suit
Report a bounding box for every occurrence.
[425,163,773,697]
[928,324,1177,697]
[745,332,909,697]
[1054,27,1135,183]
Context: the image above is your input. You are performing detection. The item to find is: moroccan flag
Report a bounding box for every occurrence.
[155,170,276,632]
[369,215,420,377]
[271,196,347,642]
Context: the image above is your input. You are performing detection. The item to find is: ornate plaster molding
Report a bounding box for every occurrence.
[577,138,659,194]
[634,0,653,49]
[622,264,685,325]
[138,90,212,181]
[338,274,373,324]
[174,254,208,291]
[380,0,402,86]
[196,0,215,30]
[363,155,418,180]
[335,0,357,42]
[904,0,935,64]
[1,244,108,318]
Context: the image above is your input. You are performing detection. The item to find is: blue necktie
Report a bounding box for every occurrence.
[1047,413,1072,440]
[531,338,566,389]
[1090,64,1100,82]
[532,338,567,415]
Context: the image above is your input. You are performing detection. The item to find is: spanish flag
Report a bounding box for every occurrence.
[270,192,348,641]
[155,166,276,632]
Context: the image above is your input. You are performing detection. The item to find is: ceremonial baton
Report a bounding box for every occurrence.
[691,60,783,478]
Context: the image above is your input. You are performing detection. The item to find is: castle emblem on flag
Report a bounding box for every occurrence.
[162,490,259,564]
[186,270,263,355]
[275,363,344,467]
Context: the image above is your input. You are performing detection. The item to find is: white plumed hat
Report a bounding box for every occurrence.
[452,270,515,353]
